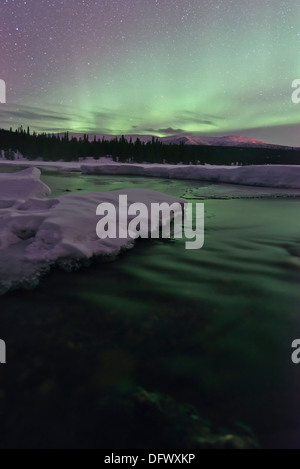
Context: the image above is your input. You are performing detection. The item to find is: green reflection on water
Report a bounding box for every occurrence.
[0,167,300,448]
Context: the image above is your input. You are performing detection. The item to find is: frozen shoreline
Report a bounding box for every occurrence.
[1,158,300,189]
[0,167,184,295]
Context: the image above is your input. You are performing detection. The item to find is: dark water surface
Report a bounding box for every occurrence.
[1,167,300,448]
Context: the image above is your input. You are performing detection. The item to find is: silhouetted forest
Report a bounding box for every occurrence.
[1,127,300,165]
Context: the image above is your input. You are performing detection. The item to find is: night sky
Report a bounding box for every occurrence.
[1,0,300,145]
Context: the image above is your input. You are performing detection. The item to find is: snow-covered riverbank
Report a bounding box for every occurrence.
[0,167,183,295]
[1,158,300,189]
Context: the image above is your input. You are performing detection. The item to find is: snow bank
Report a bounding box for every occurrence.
[0,157,113,173]
[0,168,183,294]
[1,160,300,189]
[81,164,300,189]
[0,158,300,188]
[0,167,51,200]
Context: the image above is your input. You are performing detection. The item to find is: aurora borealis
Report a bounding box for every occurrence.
[1,0,300,145]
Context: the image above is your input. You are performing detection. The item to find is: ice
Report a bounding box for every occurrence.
[0,168,183,294]
[0,167,51,200]
[2,160,300,189]
[82,163,300,189]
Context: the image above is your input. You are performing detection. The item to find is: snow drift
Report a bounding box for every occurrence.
[1,160,300,189]
[0,168,183,295]
[81,164,300,189]
[0,167,51,201]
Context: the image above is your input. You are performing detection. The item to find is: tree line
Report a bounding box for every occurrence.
[1,127,300,165]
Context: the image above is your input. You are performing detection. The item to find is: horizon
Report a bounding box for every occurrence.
[0,127,295,149]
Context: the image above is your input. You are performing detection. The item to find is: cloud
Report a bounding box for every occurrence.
[0,104,72,123]
[176,111,227,127]
[158,127,185,135]
[143,127,185,135]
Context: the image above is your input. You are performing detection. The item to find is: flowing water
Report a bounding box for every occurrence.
[1,166,300,448]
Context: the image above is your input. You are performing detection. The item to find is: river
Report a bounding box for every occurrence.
[0,166,300,448]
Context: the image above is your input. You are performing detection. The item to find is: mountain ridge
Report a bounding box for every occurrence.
[56,133,296,150]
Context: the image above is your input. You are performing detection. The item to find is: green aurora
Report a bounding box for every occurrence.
[1,0,300,145]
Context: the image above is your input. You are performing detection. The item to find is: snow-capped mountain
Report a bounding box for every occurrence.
[57,133,292,149]
[159,135,274,147]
